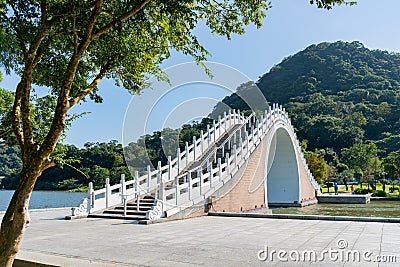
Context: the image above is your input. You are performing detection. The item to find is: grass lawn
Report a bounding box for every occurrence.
[320,183,400,197]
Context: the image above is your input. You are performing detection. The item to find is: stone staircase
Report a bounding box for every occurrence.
[88,195,156,220]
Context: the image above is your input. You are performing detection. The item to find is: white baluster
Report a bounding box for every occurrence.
[88,182,94,212]
[168,156,172,181]
[175,171,179,206]
[176,148,180,174]
[200,130,204,154]
[157,161,162,199]
[187,172,192,200]
[234,145,237,166]
[218,115,222,137]
[218,158,222,182]
[105,178,110,208]
[193,136,196,160]
[246,131,250,155]
[135,170,139,212]
[185,142,189,166]
[226,153,230,177]
[147,165,151,193]
[213,120,216,142]
[198,170,203,195]
[207,125,211,145]
[120,174,126,203]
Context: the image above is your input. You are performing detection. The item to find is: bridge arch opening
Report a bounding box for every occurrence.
[265,127,300,205]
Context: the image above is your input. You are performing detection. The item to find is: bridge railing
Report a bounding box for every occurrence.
[157,104,320,217]
[71,105,320,217]
[77,109,245,214]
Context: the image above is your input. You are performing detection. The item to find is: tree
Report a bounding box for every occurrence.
[305,151,328,183]
[341,143,378,185]
[0,0,355,265]
[383,150,400,190]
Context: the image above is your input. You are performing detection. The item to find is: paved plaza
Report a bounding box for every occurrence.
[2,208,399,266]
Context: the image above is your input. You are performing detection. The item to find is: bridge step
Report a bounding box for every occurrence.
[87,213,147,221]
[88,196,156,221]
[103,210,147,216]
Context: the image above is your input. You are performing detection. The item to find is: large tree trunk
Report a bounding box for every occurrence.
[0,156,44,266]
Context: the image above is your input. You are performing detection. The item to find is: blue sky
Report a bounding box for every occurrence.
[1,0,400,147]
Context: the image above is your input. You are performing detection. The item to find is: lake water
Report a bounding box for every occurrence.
[271,201,400,218]
[0,190,87,211]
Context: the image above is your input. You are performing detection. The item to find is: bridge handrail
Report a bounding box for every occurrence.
[175,112,255,177]
[76,105,320,216]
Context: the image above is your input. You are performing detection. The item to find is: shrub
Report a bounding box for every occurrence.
[354,188,372,194]
[372,190,387,197]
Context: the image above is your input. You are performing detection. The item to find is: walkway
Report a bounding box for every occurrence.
[5,209,400,266]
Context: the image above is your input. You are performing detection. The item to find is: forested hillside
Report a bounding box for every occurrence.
[216,41,400,155]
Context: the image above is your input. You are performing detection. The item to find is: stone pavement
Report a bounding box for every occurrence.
[1,208,399,266]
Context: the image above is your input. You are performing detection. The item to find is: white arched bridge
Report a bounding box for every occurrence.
[71,104,320,221]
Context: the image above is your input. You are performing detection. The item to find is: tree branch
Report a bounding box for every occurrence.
[69,61,113,108]
[12,84,25,150]
[92,0,151,39]
[40,0,47,22]
[72,5,79,54]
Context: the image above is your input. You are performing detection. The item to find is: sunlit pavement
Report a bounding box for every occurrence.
[1,208,399,266]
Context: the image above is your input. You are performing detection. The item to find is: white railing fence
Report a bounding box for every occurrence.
[71,105,320,218]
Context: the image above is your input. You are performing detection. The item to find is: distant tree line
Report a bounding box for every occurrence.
[0,122,211,190]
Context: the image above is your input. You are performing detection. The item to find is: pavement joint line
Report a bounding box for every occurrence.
[0,207,71,214]
[20,248,143,267]
[208,212,400,223]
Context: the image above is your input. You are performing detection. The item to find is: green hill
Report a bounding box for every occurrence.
[214,41,400,156]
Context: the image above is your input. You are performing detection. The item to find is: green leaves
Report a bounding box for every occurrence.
[310,0,357,9]
[0,87,15,144]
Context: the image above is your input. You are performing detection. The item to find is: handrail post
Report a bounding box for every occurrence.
[185,142,189,166]
[105,178,110,208]
[135,170,139,212]
[200,130,204,154]
[192,136,196,160]
[218,115,222,137]
[120,174,126,203]
[213,120,216,142]
[226,153,230,177]
[147,165,151,193]
[207,125,211,145]
[88,182,94,212]
[188,172,192,200]
[198,170,202,195]
[157,161,162,199]
[175,171,179,206]
[176,148,180,174]
[123,196,127,216]
[218,158,222,183]
[246,131,249,155]
[223,112,227,130]
[168,155,172,181]
[234,145,237,167]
